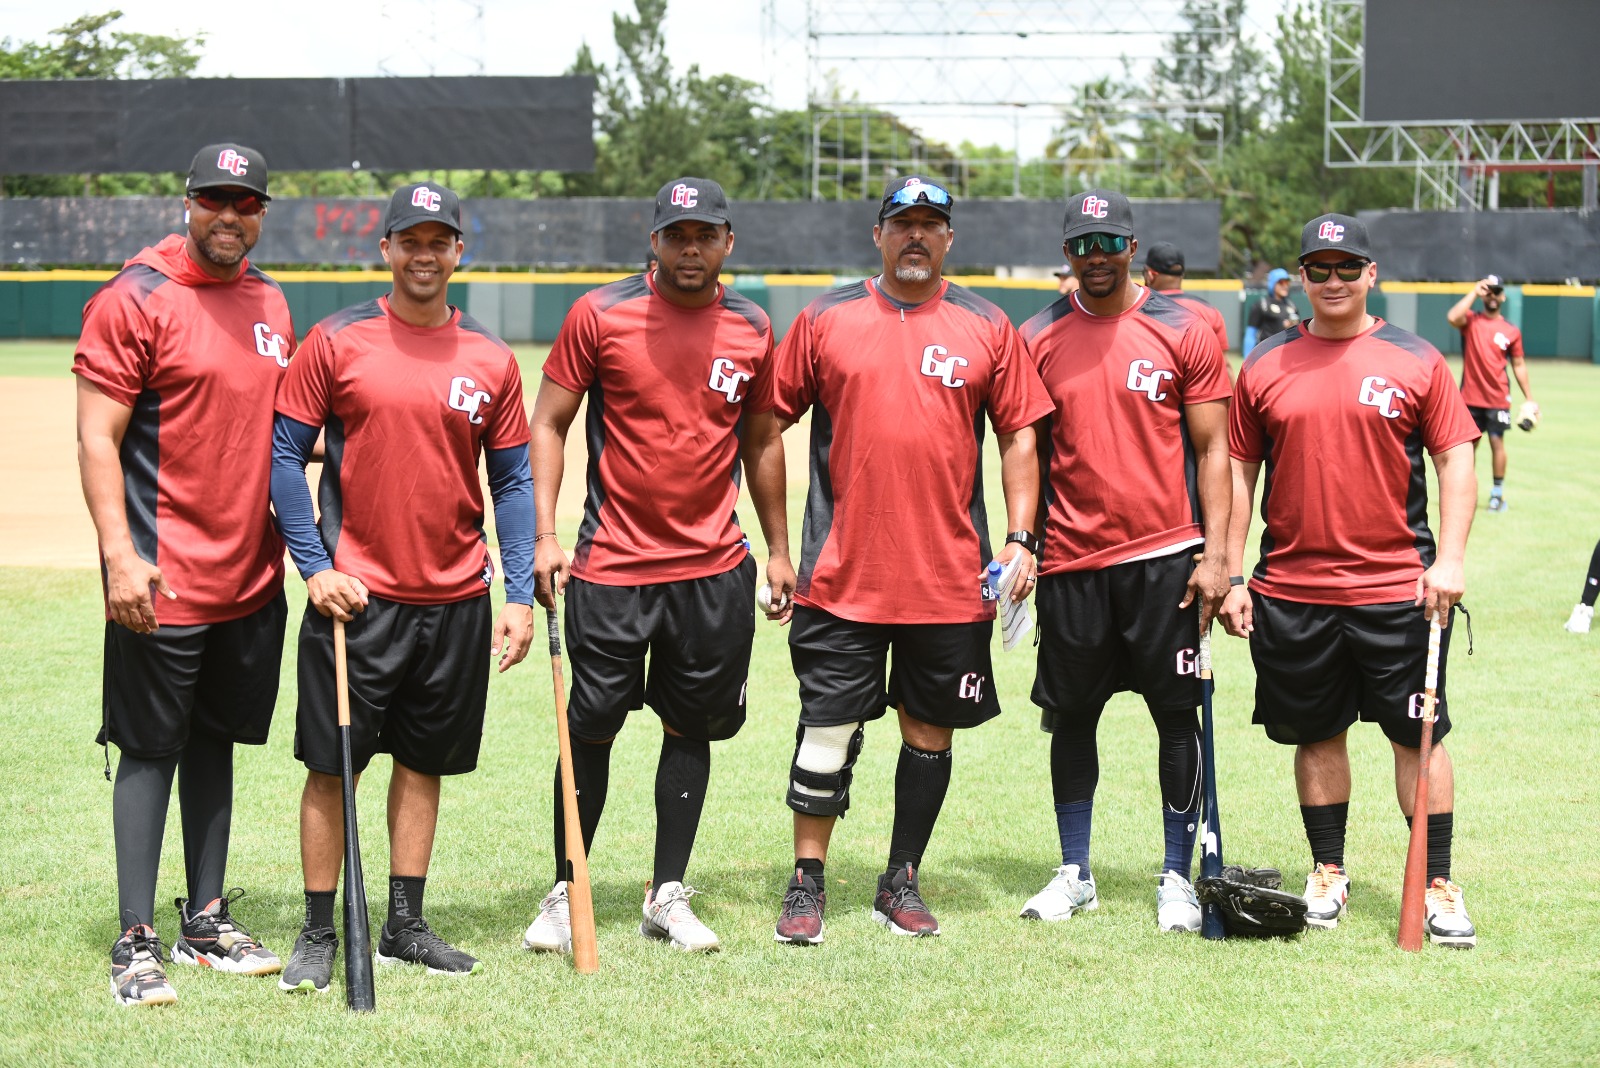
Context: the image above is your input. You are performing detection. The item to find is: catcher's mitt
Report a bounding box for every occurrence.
[1517,400,1541,432]
[1196,865,1308,938]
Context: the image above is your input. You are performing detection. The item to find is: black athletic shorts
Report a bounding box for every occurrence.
[294,593,491,777]
[788,605,1000,730]
[1249,591,1454,748]
[564,555,757,742]
[99,589,288,760]
[1468,405,1510,439]
[1031,550,1202,728]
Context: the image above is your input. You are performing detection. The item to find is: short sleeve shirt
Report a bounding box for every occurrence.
[1458,310,1524,409]
[1158,288,1230,353]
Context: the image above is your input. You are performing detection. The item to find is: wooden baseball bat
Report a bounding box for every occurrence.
[1397,617,1443,953]
[548,608,598,974]
[334,618,376,1011]
[1197,619,1226,940]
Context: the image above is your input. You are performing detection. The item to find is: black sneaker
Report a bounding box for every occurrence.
[872,864,940,937]
[111,925,177,1007]
[376,919,482,975]
[774,869,826,945]
[172,890,282,976]
[279,927,338,994]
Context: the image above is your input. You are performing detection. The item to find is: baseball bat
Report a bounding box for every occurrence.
[334,618,375,1011]
[548,608,598,974]
[1397,617,1443,953]
[1197,619,1226,941]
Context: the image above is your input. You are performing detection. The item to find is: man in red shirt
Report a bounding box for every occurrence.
[768,176,1054,943]
[77,142,293,1006]
[1222,213,1480,947]
[1143,240,1230,353]
[1446,274,1535,512]
[1018,191,1232,933]
[521,177,793,955]
[271,183,536,990]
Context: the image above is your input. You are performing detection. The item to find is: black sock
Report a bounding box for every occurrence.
[652,733,710,887]
[796,856,825,893]
[1301,802,1349,868]
[304,890,336,932]
[1406,812,1455,883]
[177,734,234,906]
[554,739,613,885]
[387,875,425,932]
[887,742,952,870]
[112,752,179,932]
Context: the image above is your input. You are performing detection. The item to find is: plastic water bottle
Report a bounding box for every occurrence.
[982,559,1003,602]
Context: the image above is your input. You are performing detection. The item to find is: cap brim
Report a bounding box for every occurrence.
[188,181,270,201]
[386,213,463,236]
[651,212,731,233]
[1063,221,1134,240]
[880,202,952,221]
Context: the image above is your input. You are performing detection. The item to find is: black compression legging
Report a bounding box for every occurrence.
[1050,704,1201,811]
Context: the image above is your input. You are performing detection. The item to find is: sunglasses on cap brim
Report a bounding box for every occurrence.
[1067,233,1130,256]
[884,183,953,209]
[1302,259,1369,283]
[189,190,266,216]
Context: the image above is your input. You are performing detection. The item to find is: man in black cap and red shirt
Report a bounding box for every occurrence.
[272,181,536,991]
[78,142,293,1006]
[768,175,1054,944]
[1222,212,1480,947]
[521,177,793,955]
[1445,273,1535,512]
[1143,241,1229,353]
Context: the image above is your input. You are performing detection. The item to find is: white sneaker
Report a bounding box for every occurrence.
[1425,878,1477,948]
[1156,871,1201,932]
[1019,864,1099,921]
[641,881,720,953]
[1565,604,1593,634]
[1303,863,1350,928]
[522,881,572,953]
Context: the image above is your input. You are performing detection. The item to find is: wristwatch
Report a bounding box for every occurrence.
[1005,530,1041,556]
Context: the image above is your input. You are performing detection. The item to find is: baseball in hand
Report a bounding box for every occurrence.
[758,583,787,612]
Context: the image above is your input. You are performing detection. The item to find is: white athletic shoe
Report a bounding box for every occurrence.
[1303,863,1350,928]
[1564,604,1593,634]
[522,881,572,953]
[1425,878,1477,948]
[1156,871,1202,932]
[1019,864,1099,921]
[641,881,721,953]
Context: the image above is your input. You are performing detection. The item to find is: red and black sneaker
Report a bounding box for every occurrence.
[872,864,940,937]
[774,868,826,945]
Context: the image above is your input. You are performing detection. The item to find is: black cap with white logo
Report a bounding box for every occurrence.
[1144,241,1185,274]
[1063,189,1135,240]
[652,177,732,233]
[187,143,270,199]
[879,175,955,222]
[385,182,463,236]
[1299,213,1371,261]
[1484,273,1504,291]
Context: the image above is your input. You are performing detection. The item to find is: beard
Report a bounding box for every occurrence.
[894,263,934,284]
[1082,271,1119,298]
[667,266,712,292]
[194,224,254,268]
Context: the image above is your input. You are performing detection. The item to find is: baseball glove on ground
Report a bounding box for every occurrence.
[1517,400,1541,431]
[1196,865,1308,938]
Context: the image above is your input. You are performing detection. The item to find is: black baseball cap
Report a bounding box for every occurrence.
[1053,263,1073,277]
[1484,273,1505,292]
[652,177,732,232]
[1299,213,1371,261]
[879,176,954,222]
[187,143,270,199]
[1144,242,1184,274]
[385,182,463,236]
[1063,189,1134,240]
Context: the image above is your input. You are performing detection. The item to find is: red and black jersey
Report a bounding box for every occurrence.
[1230,319,1479,605]
[544,272,773,585]
[771,277,1054,624]
[75,234,296,625]
[276,296,530,605]
[1457,310,1524,409]
[1022,288,1231,574]
[1155,288,1229,353]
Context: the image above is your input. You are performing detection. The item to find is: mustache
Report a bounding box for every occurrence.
[900,244,930,257]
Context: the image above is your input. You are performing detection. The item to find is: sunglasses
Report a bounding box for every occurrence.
[1302,259,1368,283]
[885,182,953,208]
[189,191,266,216]
[1067,233,1130,256]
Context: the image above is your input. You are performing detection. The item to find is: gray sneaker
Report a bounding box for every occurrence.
[279,927,338,993]
[376,919,482,975]
[1020,864,1099,921]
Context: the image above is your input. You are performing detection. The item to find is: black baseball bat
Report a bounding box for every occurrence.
[1198,620,1226,940]
[334,618,376,1011]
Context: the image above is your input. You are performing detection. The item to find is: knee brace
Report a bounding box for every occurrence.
[786,722,865,818]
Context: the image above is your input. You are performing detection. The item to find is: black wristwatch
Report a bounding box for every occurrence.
[1005,530,1041,556]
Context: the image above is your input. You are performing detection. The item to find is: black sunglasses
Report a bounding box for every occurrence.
[1302,259,1368,283]
[190,190,266,216]
[1067,233,1130,257]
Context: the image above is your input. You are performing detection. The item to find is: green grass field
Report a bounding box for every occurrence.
[1,342,1597,1066]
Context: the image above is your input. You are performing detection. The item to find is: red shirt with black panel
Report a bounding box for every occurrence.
[275,296,530,605]
[770,277,1054,625]
[1229,319,1479,606]
[1155,288,1230,353]
[544,272,774,586]
[1021,288,1232,575]
[75,234,296,625]
[1457,310,1524,409]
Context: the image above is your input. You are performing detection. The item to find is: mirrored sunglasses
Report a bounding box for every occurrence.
[885,182,953,208]
[190,191,266,216]
[1067,233,1129,256]
[1302,259,1368,283]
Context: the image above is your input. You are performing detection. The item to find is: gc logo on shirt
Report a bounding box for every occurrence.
[708,357,749,403]
[1126,358,1174,402]
[1357,375,1406,419]
[448,375,492,424]
[920,344,968,389]
[253,322,289,367]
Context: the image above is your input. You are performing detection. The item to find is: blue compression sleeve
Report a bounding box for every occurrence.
[1242,325,1259,355]
[270,414,333,579]
[485,444,535,605]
